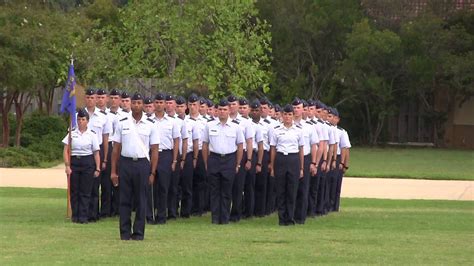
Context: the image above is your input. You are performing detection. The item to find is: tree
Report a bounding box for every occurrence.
[257,0,363,103]
[84,0,272,99]
[336,19,403,145]
[0,1,88,146]
[400,11,474,144]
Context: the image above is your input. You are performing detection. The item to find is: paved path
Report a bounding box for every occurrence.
[0,166,472,201]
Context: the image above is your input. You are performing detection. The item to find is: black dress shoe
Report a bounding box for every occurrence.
[120,236,131,241]
[131,234,144,241]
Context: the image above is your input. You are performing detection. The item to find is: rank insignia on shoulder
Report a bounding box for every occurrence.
[91,129,96,134]
[119,117,128,121]
[264,119,271,124]
[232,119,240,125]
[189,117,196,121]
[100,110,107,115]
[274,125,280,129]
[147,118,155,123]
[317,119,324,123]
[296,125,302,129]
[306,121,313,125]
[110,111,117,115]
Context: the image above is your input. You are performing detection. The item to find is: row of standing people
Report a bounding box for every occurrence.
[62,88,351,240]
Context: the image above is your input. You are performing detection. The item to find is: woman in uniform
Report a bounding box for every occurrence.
[63,109,101,224]
[269,104,305,226]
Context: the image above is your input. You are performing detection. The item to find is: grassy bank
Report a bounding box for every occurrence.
[0,188,472,264]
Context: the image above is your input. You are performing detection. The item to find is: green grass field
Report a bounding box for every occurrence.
[0,188,473,265]
[347,147,474,180]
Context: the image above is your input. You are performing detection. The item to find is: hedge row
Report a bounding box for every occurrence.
[0,112,68,167]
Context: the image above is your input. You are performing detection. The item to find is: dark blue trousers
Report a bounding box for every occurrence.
[274,153,300,225]
[70,155,94,223]
[294,155,311,223]
[254,150,269,217]
[119,156,149,240]
[208,152,236,224]
[179,152,194,217]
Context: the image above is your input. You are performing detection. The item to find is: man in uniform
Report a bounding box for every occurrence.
[292,98,319,224]
[202,98,244,224]
[108,89,123,216]
[259,98,279,215]
[84,88,112,222]
[165,94,188,220]
[143,97,155,117]
[176,96,200,218]
[148,92,180,224]
[228,95,254,223]
[250,100,271,217]
[307,100,329,218]
[188,94,208,216]
[239,98,263,219]
[110,92,159,240]
[95,88,114,218]
[119,91,131,115]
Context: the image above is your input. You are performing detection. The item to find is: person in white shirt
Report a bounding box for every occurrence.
[176,96,200,218]
[165,94,189,219]
[110,92,159,240]
[292,98,319,224]
[202,98,244,224]
[62,109,101,224]
[259,98,279,214]
[269,104,304,226]
[83,88,112,222]
[147,92,180,225]
[187,93,209,216]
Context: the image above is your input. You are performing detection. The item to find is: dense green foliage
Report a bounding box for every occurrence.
[0,187,472,264]
[0,113,67,167]
[0,0,473,148]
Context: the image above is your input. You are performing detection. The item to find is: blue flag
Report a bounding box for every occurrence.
[60,63,77,128]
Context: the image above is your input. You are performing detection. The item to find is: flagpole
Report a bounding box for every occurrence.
[67,114,72,218]
[66,55,74,218]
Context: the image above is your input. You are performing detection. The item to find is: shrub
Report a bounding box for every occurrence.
[0,147,41,167]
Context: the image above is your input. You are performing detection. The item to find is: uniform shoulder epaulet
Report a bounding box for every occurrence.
[207,117,215,122]
[147,118,155,123]
[317,119,324,123]
[232,119,240,125]
[274,125,280,129]
[189,117,196,121]
[110,111,117,115]
[325,121,332,126]
[99,110,107,115]
[119,117,128,121]
[337,126,344,131]
[91,129,96,134]
[295,124,302,129]
[306,120,313,125]
[264,119,271,124]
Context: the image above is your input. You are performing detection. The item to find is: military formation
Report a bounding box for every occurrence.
[62,88,351,240]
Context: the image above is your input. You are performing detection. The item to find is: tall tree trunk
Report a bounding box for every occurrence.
[13,92,32,147]
[1,90,15,147]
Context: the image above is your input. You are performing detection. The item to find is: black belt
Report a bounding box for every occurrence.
[159,149,172,153]
[277,152,298,156]
[71,155,93,160]
[120,156,147,162]
[210,152,236,158]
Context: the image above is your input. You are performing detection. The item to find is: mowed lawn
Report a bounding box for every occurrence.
[347,147,474,180]
[0,188,473,264]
